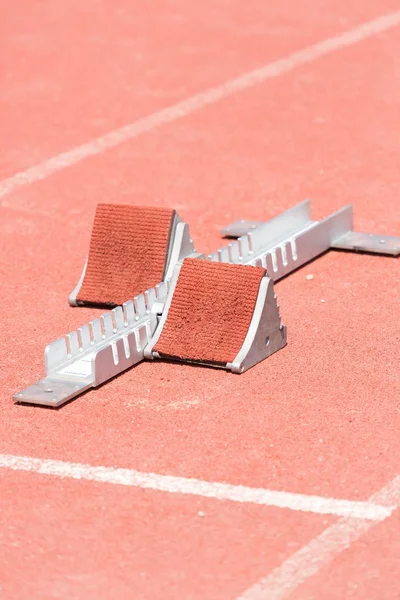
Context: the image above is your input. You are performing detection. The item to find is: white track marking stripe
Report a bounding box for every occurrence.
[238,474,400,599]
[0,453,395,521]
[1,10,400,200]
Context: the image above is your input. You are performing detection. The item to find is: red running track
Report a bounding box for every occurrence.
[0,0,399,598]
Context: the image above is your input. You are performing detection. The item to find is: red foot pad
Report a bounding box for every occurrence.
[154,259,266,365]
[77,204,175,306]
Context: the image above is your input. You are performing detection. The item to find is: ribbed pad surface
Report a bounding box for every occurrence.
[77,204,175,306]
[154,259,266,365]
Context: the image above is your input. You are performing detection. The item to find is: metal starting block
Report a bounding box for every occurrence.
[14,200,399,408]
[144,259,286,373]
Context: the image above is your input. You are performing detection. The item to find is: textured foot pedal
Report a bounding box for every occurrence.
[69,204,195,307]
[144,259,287,373]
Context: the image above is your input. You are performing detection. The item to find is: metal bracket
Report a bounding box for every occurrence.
[228,277,287,373]
[330,231,400,256]
[143,261,185,362]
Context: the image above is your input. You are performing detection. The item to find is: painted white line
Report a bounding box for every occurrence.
[0,453,395,520]
[238,473,400,600]
[1,10,400,201]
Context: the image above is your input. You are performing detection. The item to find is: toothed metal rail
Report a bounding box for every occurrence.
[212,199,400,277]
[14,283,169,407]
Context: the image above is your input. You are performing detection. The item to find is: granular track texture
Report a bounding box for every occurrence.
[77,204,175,306]
[154,259,266,365]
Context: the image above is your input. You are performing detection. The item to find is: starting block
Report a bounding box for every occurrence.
[145,259,286,373]
[13,200,399,407]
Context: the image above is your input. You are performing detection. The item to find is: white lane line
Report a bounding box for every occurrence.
[238,473,400,600]
[0,454,394,520]
[1,10,400,200]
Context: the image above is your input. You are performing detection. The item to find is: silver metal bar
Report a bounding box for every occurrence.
[14,285,167,407]
[218,201,400,278]
[211,201,354,280]
[221,200,312,242]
